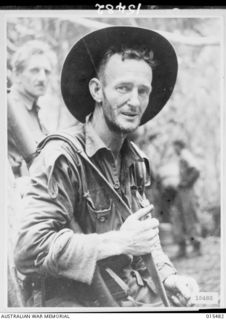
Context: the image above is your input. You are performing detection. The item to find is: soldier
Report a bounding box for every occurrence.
[172,139,202,257]
[8,40,56,177]
[14,26,199,308]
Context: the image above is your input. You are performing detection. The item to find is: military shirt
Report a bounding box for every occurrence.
[15,115,176,303]
[8,85,47,174]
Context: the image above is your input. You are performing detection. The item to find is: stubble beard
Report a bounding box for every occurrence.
[103,109,140,135]
[102,97,141,135]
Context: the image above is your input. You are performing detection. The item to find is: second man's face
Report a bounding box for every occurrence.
[100,53,153,134]
[18,54,52,99]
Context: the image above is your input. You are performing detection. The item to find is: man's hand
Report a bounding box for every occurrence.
[119,205,160,256]
[164,274,199,307]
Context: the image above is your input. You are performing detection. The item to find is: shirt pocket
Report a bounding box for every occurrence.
[85,187,117,233]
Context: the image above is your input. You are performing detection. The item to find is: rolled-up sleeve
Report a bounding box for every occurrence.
[14,141,100,285]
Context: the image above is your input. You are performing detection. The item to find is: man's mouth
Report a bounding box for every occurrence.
[36,84,45,89]
[121,111,139,117]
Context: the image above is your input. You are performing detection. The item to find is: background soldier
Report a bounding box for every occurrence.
[171,139,202,257]
[8,40,56,177]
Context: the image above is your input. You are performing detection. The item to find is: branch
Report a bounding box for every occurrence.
[156,30,220,46]
[58,17,220,46]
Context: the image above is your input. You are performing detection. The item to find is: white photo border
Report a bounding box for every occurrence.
[0,7,225,314]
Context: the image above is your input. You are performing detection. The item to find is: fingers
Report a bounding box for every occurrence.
[119,205,160,256]
[139,232,160,254]
[170,295,183,306]
[142,227,159,240]
[177,278,199,300]
[176,282,191,300]
[172,277,199,307]
[170,294,187,307]
[133,204,154,220]
[141,217,159,229]
[148,232,160,247]
[122,210,159,234]
[134,217,159,235]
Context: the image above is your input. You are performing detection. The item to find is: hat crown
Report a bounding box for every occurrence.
[61,26,178,124]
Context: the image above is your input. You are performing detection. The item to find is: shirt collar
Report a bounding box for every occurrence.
[85,114,110,158]
[10,85,37,111]
[121,139,148,168]
[84,114,148,165]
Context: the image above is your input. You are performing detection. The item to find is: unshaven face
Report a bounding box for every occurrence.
[100,53,153,134]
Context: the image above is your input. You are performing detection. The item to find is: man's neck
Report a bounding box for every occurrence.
[91,110,126,159]
[12,84,37,109]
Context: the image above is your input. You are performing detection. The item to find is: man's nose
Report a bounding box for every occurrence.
[128,89,140,107]
[37,69,47,82]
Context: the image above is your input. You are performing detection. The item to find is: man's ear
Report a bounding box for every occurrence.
[89,78,103,103]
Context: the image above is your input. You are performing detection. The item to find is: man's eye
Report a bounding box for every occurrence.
[139,88,149,96]
[116,86,129,93]
[31,68,39,74]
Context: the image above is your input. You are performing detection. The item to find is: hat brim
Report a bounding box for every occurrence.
[61,26,178,125]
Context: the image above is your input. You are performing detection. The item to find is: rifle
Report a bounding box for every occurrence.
[133,161,170,307]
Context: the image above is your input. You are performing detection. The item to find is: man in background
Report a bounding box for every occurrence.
[172,139,202,257]
[8,40,56,177]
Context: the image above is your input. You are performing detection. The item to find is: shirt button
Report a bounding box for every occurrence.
[99,216,106,223]
[114,182,120,189]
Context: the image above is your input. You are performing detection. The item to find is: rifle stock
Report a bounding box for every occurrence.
[142,254,170,306]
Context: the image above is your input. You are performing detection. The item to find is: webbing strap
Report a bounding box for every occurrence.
[105,268,129,296]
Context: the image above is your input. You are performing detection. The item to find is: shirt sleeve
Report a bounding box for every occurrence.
[14,141,100,285]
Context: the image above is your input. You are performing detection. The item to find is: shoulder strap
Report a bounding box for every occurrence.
[129,141,151,190]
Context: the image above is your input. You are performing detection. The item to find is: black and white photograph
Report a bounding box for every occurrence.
[0,8,224,314]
